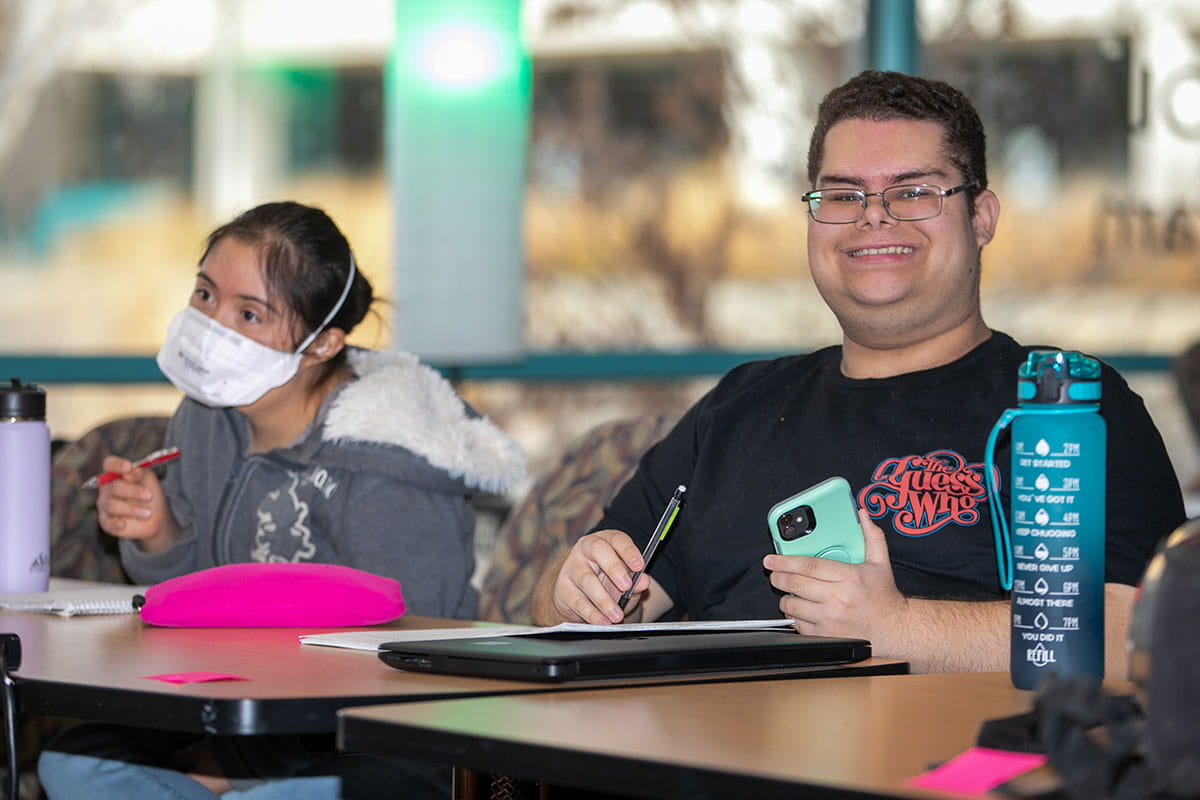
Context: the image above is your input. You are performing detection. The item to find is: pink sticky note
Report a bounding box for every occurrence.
[143,672,250,684]
[908,746,1047,795]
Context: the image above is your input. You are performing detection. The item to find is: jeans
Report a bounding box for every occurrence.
[37,724,449,800]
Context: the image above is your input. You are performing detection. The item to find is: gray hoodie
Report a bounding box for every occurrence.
[119,348,526,619]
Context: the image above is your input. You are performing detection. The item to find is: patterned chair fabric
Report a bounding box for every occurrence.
[477,412,679,624]
[49,415,170,584]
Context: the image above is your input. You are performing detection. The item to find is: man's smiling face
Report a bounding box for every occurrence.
[806,117,998,353]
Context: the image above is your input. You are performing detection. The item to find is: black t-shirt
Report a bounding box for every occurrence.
[597,332,1185,621]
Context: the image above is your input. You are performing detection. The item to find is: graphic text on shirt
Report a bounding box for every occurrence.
[857,450,996,537]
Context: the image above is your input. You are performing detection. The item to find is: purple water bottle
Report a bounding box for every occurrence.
[0,378,51,592]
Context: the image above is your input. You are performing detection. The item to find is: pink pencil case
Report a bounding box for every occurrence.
[135,562,406,627]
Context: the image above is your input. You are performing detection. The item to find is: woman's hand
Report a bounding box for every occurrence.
[95,454,181,553]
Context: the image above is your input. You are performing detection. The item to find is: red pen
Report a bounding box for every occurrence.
[81,446,182,490]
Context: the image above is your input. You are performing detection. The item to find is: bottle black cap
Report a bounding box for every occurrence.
[0,378,46,420]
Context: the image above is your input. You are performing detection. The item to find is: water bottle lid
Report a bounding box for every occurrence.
[0,377,47,420]
[1017,351,1101,404]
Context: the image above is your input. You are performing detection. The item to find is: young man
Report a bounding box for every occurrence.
[530,70,1185,675]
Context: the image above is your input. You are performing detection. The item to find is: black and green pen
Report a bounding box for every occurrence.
[617,485,686,610]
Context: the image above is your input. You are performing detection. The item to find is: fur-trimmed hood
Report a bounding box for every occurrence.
[320,348,525,495]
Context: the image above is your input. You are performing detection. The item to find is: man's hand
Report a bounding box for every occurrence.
[764,508,909,649]
[531,529,656,626]
[764,508,1011,672]
[95,454,181,554]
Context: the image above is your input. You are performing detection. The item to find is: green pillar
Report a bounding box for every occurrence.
[867,0,919,75]
[386,0,530,362]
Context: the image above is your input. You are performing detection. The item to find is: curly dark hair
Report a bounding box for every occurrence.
[806,70,987,210]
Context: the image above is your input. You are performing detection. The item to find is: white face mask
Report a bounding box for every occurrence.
[156,257,356,408]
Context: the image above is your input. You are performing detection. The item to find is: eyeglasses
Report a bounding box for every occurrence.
[801,181,977,224]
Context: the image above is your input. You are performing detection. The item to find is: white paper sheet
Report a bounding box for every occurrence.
[298,618,794,651]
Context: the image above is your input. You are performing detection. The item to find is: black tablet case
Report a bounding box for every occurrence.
[378,629,871,682]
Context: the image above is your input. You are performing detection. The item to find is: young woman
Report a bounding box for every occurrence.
[38,201,525,799]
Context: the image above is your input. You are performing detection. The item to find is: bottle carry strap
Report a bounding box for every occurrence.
[984,409,1019,592]
[983,405,1098,593]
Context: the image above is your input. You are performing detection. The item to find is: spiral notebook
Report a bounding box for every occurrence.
[0,580,144,617]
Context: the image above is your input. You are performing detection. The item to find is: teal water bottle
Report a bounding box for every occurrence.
[985,351,1106,689]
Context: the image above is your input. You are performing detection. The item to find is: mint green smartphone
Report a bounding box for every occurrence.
[767,477,865,563]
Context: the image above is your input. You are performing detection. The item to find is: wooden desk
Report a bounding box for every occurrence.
[3,608,527,735]
[2,607,905,737]
[339,672,1049,800]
